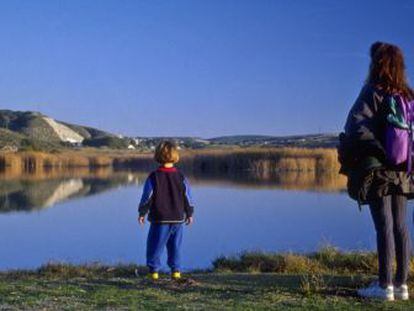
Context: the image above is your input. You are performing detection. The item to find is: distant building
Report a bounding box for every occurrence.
[71,142,83,148]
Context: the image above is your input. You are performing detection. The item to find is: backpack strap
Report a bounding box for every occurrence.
[399,95,414,174]
[387,96,409,129]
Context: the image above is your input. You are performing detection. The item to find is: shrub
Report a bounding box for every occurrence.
[212,248,381,275]
[83,136,129,149]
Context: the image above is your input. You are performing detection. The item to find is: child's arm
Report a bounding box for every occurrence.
[183,177,194,224]
[138,175,154,224]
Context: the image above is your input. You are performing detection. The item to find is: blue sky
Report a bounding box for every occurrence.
[0,0,412,137]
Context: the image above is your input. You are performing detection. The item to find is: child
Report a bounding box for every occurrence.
[138,141,194,280]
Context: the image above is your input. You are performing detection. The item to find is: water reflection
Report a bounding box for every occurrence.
[0,168,346,213]
[0,169,146,212]
[189,170,346,191]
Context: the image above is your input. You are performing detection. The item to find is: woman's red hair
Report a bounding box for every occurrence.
[367,42,414,99]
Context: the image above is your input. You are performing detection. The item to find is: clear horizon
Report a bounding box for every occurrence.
[0,0,412,137]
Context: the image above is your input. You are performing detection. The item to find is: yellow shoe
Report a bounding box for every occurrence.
[172,271,181,280]
[148,272,159,280]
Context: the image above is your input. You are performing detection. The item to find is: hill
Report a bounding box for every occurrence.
[133,133,339,150]
[0,110,340,151]
[208,133,339,148]
[0,110,130,150]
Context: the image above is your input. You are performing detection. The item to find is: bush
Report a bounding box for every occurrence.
[212,248,382,275]
[310,246,377,274]
[213,251,321,274]
[83,136,129,149]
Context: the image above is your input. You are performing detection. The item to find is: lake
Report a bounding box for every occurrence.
[0,169,412,271]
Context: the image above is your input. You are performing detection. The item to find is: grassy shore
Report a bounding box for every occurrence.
[1,249,413,310]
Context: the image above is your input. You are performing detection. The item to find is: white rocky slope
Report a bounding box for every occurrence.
[42,117,84,143]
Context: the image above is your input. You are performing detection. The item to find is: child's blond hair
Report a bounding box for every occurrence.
[154,141,180,164]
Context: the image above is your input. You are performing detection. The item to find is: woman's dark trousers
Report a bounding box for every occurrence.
[369,194,411,287]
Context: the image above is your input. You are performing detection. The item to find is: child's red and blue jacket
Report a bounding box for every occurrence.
[138,167,194,223]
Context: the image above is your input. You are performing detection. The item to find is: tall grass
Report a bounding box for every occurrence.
[0,151,113,175]
[0,148,345,190]
[0,147,342,173]
[114,147,341,173]
[114,147,345,191]
[190,147,339,173]
[212,246,386,275]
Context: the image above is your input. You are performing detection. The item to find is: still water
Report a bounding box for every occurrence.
[0,170,412,271]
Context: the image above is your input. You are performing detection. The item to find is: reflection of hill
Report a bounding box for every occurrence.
[0,179,82,212]
[0,170,146,213]
[41,179,84,207]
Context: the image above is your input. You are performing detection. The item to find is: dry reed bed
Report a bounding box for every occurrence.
[0,151,114,174]
[114,148,341,173]
[194,148,340,172]
[0,148,342,183]
[113,148,345,191]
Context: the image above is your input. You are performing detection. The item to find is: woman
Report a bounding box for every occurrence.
[342,42,414,301]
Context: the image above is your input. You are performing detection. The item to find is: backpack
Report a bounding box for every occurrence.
[337,132,373,206]
[385,95,414,172]
[338,95,414,206]
[337,132,356,176]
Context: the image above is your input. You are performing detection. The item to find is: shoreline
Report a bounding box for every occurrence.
[0,249,412,309]
[0,248,388,275]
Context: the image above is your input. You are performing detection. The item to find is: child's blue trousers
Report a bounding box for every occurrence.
[146,223,183,272]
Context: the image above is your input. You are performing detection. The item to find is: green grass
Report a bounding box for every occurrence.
[213,247,381,274]
[0,261,413,310]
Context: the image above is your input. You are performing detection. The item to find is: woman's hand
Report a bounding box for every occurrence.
[186,217,193,226]
[138,216,145,226]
